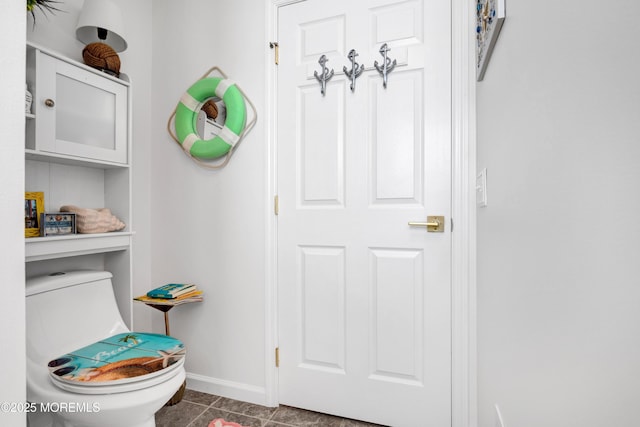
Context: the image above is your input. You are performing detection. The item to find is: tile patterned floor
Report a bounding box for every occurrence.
[155,389,386,427]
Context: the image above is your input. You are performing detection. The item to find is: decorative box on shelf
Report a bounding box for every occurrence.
[40,212,76,237]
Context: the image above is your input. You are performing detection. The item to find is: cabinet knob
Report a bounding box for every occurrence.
[44,99,55,108]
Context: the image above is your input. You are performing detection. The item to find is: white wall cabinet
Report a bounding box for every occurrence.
[26,45,128,164]
[24,42,133,327]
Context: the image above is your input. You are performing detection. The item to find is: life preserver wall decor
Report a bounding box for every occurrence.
[168,66,257,169]
[175,77,246,159]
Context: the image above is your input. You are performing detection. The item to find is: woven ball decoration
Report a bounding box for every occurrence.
[202,100,219,120]
[82,42,121,76]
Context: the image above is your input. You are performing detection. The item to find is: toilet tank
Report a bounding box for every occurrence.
[26,271,129,365]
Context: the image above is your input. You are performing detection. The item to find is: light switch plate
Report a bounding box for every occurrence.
[477,168,487,207]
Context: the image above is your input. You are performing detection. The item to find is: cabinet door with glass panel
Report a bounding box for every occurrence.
[27,49,128,164]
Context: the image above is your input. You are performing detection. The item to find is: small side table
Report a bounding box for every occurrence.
[135,297,203,336]
[135,296,203,406]
[145,304,176,336]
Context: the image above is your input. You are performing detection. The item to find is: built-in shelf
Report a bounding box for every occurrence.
[25,232,134,262]
[25,42,134,326]
[25,149,130,169]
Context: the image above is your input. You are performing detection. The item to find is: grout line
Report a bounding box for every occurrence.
[185,404,212,427]
[182,400,213,408]
[183,394,222,406]
[264,421,299,427]
[265,406,279,423]
[205,399,279,425]
[204,406,266,423]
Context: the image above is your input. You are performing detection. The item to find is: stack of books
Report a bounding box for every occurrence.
[134,283,203,306]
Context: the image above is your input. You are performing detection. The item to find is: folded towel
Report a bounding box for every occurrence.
[60,205,125,234]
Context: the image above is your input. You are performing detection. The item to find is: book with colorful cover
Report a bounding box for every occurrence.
[146,283,196,299]
[134,290,203,306]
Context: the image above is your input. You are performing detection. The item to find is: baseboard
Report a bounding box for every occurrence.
[186,372,270,407]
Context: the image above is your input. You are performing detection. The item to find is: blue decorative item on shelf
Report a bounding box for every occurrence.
[147,283,197,299]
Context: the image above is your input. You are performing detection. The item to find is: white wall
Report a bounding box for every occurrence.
[476,1,640,426]
[150,0,268,403]
[26,0,155,332]
[0,2,26,426]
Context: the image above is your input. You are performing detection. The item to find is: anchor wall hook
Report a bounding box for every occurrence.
[343,49,364,92]
[373,43,397,89]
[314,54,334,96]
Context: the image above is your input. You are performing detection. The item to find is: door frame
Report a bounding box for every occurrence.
[263,1,477,425]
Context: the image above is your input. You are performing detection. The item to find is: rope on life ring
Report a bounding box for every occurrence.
[167,66,257,169]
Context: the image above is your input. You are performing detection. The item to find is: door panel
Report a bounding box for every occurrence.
[298,81,346,206]
[369,247,424,384]
[299,245,346,372]
[369,69,424,204]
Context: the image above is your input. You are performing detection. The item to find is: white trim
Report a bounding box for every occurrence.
[265,0,477,424]
[451,1,477,426]
[186,372,267,406]
[264,0,309,408]
[264,0,281,409]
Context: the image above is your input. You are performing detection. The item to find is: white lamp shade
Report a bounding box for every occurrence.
[76,0,128,52]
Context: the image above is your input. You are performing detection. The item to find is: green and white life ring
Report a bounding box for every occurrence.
[174,77,247,159]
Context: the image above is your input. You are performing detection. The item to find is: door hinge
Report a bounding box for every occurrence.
[451,217,454,232]
[274,195,279,216]
[269,42,279,65]
[275,347,280,367]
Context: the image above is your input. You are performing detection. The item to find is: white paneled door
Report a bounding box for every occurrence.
[276,0,451,425]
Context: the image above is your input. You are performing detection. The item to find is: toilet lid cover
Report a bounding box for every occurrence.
[47,332,185,386]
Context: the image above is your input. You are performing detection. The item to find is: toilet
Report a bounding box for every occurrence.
[26,270,186,427]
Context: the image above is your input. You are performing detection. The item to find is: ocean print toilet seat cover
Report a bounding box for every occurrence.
[47,332,185,387]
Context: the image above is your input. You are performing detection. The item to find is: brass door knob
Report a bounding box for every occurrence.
[408,216,445,232]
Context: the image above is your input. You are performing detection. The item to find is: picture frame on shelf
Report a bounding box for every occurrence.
[476,0,506,81]
[40,212,77,237]
[25,191,44,238]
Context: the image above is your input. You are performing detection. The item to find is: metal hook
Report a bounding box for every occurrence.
[314,55,334,96]
[373,43,397,89]
[343,49,364,92]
